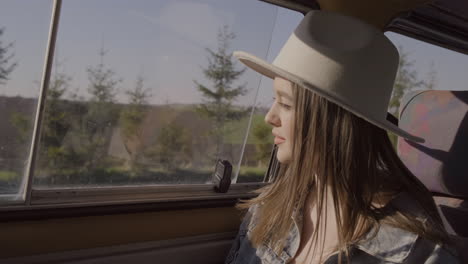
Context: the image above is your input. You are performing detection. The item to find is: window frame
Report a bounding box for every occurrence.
[0,183,264,221]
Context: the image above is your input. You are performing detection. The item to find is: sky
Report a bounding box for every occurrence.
[1,0,468,108]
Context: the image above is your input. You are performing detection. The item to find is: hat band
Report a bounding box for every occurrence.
[273,32,396,121]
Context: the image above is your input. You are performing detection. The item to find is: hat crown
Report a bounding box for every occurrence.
[273,11,399,121]
[297,10,375,52]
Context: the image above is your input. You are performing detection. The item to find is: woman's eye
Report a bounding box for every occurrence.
[272,97,291,109]
[279,102,291,109]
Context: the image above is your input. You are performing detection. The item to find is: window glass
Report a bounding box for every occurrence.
[0,1,53,196]
[385,32,468,146]
[33,0,302,188]
[236,8,303,183]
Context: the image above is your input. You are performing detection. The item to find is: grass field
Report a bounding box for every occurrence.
[0,170,18,181]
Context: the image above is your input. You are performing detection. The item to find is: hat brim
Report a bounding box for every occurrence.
[234,51,424,143]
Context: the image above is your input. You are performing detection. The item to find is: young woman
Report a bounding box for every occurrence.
[225,11,460,264]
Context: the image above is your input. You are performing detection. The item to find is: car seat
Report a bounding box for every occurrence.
[398,90,468,262]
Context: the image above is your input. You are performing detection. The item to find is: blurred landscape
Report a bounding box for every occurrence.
[0,95,273,193]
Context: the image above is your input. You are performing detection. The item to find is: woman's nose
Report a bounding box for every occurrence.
[265,106,280,127]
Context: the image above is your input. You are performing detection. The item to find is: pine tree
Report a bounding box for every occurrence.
[0,27,17,86]
[10,112,30,144]
[195,25,248,159]
[119,75,151,172]
[388,47,425,147]
[389,47,424,115]
[81,48,121,171]
[8,109,31,178]
[424,61,437,90]
[147,122,192,171]
[39,66,72,171]
[252,120,273,167]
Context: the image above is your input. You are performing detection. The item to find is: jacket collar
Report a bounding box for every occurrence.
[353,192,426,263]
[354,223,419,263]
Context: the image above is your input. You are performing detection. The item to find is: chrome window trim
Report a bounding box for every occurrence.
[23,0,62,205]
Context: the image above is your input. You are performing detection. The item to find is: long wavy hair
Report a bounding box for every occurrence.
[238,83,448,262]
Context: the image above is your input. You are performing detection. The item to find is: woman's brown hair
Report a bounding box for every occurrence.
[238,83,448,262]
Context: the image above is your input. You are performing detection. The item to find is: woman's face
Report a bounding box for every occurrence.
[265,77,295,164]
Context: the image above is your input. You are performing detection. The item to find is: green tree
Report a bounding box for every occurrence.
[195,25,248,159]
[80,48,121,171]
[10,111,30,144]
[147,122,192,171]
[0,27,17,86]
[39,66,72,172]
[119,75,151,172]
[389,47,424,115]
[9,111,31,173]
[388,47,425,147]
[252,120,273,167]
[424,61,437,90]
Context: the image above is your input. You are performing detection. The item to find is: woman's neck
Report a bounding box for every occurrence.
[291,188,340,263]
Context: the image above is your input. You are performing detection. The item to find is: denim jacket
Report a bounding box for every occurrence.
[225,195,460,264]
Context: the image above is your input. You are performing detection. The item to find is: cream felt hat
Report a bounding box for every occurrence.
[234,10,424,143]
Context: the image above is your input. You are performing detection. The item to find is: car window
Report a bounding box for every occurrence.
[0,0,304,198]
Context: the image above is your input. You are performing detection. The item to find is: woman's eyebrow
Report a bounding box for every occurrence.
[276,90,293,101]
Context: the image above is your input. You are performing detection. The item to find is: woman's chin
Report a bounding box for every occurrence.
[276,150,291,164]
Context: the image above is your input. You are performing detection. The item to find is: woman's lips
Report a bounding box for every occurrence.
[272,131,285,145]
[274,136,285,145]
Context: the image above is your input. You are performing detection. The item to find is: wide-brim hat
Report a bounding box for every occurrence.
[234,10,424,143]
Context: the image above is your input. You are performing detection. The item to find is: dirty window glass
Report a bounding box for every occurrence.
[0,1,53,196]
[32,0,302,188]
